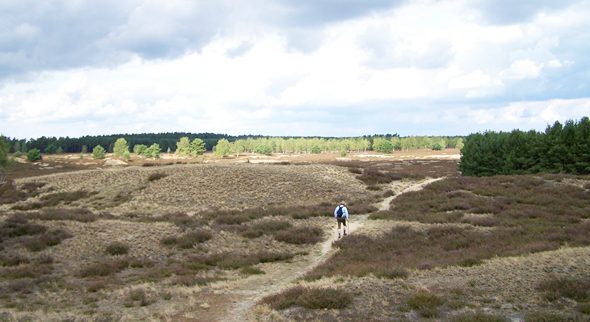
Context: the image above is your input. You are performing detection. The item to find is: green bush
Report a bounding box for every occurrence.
[92,145,106,159]
[143,144,160,159]
[133,144,148,156]
[27,148,42,161]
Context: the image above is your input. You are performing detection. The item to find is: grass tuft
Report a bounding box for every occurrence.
[537,276,590,302]
[450,312,509,322]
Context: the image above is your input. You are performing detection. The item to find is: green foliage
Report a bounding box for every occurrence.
[92,145,106,159]
[81,145,88,154]
[44,143,58,154]
[310,145,321,154]
[431,143,442,150]
[0,136,9,167]
[373,137,394,153]
[254,143,273,155]
[175,137,191,156]
[214,138,232,157]
[190,138,206,156]
[55,146,64,154]
[113,138,129,158]
[143,144,161,159]
[460,117,590,176]
[27,148,42,161]
[123,150,131,161]
[133,144,148,156]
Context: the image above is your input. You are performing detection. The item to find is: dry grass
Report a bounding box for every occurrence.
[450,312,509,322]
[0,180,45,204]
[105,241,129,255]
[161,229,212,248]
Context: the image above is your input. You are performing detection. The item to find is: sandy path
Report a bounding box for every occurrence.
[205,178,442,321]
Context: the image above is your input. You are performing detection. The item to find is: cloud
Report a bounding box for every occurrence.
[1,0,589,138]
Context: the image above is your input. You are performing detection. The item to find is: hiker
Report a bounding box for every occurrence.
[334,201,349,238]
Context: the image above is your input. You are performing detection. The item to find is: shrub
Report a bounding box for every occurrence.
[22,229,72,252]
[262,286,352,310]
[524,312,574,322]
[0,253,29,267]
[374,267,409,279]
[105,242,129,255]
[79,258,129,277]
[537,276,590,302]
[1,217,46,238]
[578,302,590,314]
[163,229,212,249]
[25,207,99,222]
[147,172,168,182]
[241,220,292,239]
[240,266,265,275]
[274,226,323,245]
[92,145,106,159]
[26,148,42,161]
[406,291,443,318]
[123,288,153,307]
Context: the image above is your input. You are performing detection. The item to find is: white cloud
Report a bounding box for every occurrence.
[0,0,589,138]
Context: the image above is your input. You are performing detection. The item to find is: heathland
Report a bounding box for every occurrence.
[0,148,589,321]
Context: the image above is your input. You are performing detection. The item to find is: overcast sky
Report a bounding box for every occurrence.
[1,0,589,139]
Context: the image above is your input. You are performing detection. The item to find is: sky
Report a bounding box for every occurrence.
[1,0,589,139]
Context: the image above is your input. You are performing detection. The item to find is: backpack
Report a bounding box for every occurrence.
[336,206,344,218]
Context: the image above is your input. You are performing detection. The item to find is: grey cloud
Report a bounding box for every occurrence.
[473,0,578,24]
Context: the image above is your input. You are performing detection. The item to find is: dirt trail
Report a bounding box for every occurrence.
[211,178,442,322]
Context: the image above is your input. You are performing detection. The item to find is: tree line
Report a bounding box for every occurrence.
[460,117,590,176]
[1,132,462,156]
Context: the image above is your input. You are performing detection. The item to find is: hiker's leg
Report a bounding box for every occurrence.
[337,220,341,238]
[343,219,347,235]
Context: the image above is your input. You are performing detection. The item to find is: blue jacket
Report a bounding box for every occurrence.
[334,205,349,219]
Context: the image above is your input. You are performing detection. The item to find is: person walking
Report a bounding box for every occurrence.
[334,201,349,239]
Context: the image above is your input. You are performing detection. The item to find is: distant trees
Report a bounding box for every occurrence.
[214,139,232,157]
[92,145,106,159]
[176,137,205,157]
[113,138,129,159]
[460,117,590,176]
[189,138,206,156]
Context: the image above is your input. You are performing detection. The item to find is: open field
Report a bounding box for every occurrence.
[1,149,590,321]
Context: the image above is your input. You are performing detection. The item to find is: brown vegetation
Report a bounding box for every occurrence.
[262,286,352,310]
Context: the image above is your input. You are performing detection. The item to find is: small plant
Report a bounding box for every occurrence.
[406,291,443,318]
[105,241,129,255]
